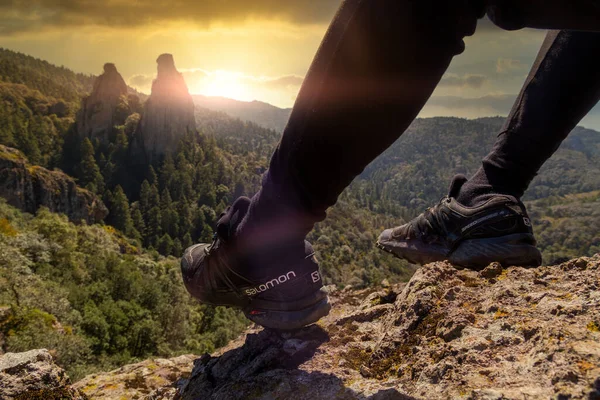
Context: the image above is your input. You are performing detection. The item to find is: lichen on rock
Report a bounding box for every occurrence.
[74,355,195,400]
[177,256,600,400]
[0,349,87,400]
[6,256,600,399]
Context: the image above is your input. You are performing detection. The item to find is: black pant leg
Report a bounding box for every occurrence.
[466,31,600,201]
[487,0,600,31]
[249,0,482,236]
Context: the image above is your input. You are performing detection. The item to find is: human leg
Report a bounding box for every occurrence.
[458,30,600,206]
[182,0,485,329]
[240,0,485,241]
[380,29,600,268]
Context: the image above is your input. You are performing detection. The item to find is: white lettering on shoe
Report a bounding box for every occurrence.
[311,271,321,283]
[245,271,297,296]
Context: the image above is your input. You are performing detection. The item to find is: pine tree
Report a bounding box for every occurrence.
[160,189,178,237]
[159,153,176,192]
[139,180,151,217]
[149,184,160,210]
[131,206,146,238]
[158,233,174,256]
[182,233,193,250]
[108,185,134,236]
[148,166,158,186]
[160,188,172,211]
[145,206,162,246]
[102,159,116,189]
[78,138,104,194]
[19,124,42,165]
[172,238,183,257]
[177,197,192,237]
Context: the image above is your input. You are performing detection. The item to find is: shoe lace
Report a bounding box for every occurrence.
[203,231,253,298]
[204,232,219,256]
[414,197,451,242]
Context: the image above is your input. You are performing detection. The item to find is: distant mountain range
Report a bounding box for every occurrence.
[192,94,291,132]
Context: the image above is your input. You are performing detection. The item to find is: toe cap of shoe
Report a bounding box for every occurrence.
[378,229,395,244]
[181,244,210,284]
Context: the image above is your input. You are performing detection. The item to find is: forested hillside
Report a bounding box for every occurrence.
[357,117,600,214]
[0,200,248,380]
[0,48,95,103]
[349,117,600,263]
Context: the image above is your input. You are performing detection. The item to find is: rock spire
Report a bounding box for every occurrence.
[134,54,196,162]
[76,63,128,142]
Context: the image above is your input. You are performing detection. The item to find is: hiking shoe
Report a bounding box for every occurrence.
[180,197,331,330]
[377,176,542,269]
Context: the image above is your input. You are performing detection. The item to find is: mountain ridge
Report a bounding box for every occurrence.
[192,94,292,132]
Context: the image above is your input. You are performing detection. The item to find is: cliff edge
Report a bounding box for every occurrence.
[178,256,600,399]
[3,256,599,399]
[0,145,108,223]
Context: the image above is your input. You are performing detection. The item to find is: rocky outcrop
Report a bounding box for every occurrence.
[0,145,108,223]
[74,355,195,400]
[0,349,87,399]
[134,54,196,162]
[180,256,600,399]
[77,63,128,143]
[7,256,600,399]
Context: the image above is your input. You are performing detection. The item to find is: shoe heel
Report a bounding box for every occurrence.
[449,233,542,269]
[244,290,331,331]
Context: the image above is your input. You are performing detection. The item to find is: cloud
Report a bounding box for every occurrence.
[128,74,154,89]
[250,75,304,89]
[128,67,304,98]
[423,94,600,131]
[496,58,524,73]
[181,69,210,82]
[0,2,550,37]
[0,0,340,35]
[439,74,488,89]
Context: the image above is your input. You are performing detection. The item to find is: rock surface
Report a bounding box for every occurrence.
[179,256,600,400]
[0,145,108,223]
[77,63,129,143]
[74,354,195,400]
[134,54,196,162]
[6,256,599,399]
[0,349,87,399]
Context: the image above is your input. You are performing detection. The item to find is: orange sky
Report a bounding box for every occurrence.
[1,1,599,128]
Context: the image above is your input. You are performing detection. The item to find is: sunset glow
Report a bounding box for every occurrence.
[0,1,599,127]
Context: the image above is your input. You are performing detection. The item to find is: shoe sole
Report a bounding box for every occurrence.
[243,288,332,331]
[377,233,542,270]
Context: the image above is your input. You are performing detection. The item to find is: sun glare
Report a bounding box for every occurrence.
[196,70,252,101]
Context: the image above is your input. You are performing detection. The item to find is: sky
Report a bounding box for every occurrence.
[1,0,599,130]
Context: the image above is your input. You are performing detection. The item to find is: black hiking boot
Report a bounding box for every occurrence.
[377,176,542,269]
[180,197,331,330]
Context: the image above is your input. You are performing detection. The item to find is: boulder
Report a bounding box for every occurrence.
[0,349,86,399]
[74,355,195,400]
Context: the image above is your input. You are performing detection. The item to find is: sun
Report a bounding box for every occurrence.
[197,70,252,101]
